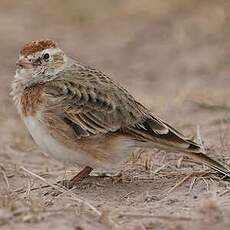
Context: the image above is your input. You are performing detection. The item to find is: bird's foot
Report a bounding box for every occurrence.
[44,166,93,196]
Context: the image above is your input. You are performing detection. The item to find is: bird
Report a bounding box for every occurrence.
[11,39,230,188]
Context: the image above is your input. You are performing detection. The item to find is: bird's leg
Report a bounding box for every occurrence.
[44,166,93,196]
[56,166,93,189]
[68,166,93,188]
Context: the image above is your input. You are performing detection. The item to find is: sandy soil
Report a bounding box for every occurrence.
[1,0,230,229]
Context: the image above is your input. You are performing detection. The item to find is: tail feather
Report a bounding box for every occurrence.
[169,129,230,177]
[184,143,230,178]
[128,117,230,177]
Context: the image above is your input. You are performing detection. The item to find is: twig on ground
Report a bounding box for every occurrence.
[189,177,197,192]
[151,163,168,176]
[1,169,10,190]
[219,189,230,197]
[20,167,102,217]
[15,184,53,194]
[118,213,193,221]
[25,177,32,198]
[138,170,210,179]
[20,167,68,193]
[176,156,184,168]
[160,173,193,199]
[120,191,135,200]
[201,177,209,192]
[218,122,229,152]
[188,170,212,192]
[196,125,205,152]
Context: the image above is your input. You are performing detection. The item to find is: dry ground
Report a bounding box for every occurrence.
[1,1,230,229]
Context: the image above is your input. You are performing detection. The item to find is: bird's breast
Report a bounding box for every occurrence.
[20,84,45,116]
[11,79,45,117]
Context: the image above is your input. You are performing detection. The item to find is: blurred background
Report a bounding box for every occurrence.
[1,0,230,158]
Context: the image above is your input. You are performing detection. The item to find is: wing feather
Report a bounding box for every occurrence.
[43,65,197,150]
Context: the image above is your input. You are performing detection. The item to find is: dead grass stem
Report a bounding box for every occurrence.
[20,167,102,217]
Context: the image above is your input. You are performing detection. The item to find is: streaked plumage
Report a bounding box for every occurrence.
[11,39,230,185]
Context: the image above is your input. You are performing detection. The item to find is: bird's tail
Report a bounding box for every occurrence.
[163,124,230,177]
[183,146,230,177]
[138,138,230,177]
[128,116,230,177]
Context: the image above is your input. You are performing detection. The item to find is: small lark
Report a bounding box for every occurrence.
[11,39,230,187]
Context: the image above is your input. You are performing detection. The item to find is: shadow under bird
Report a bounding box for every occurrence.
[11,39,230,188]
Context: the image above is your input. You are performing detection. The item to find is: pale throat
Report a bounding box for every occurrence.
[15,56,67,82]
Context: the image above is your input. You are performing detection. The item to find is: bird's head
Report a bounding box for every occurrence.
[15,39,67,81]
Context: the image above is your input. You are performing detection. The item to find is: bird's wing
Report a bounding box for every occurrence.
[43,65,170,138]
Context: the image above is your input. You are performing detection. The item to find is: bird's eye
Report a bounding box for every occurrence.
[43,53,50,61]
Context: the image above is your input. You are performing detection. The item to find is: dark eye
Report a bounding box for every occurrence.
[43,53,50,61]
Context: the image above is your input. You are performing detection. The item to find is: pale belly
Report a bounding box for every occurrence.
[23,116,135,169]
[24,116,102,168]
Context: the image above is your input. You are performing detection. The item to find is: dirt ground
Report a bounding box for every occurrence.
[1,0,230,229]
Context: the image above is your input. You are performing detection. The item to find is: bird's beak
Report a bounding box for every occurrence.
[16,58,33,69]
